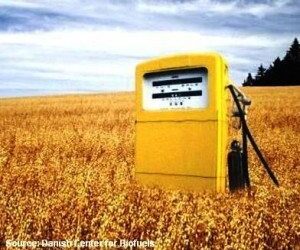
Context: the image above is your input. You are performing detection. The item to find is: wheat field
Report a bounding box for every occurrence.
[0,87,299,249]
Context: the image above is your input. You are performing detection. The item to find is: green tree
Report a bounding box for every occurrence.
[284,38,300,62]
[283,38,300,85]
[255,64,266,85]
[243,73,254,86]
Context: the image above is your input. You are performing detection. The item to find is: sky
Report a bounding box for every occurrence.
[0,0,299,97]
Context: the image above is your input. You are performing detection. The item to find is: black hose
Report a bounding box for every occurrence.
[242,123,251,187]
[228,85,279,187]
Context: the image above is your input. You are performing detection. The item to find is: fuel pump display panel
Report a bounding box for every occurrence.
[143,68,208,110]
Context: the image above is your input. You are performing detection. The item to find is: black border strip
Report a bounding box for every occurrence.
[152,90,202,99]
[152,77,202,86]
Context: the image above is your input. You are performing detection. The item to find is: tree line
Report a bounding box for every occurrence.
[243,38,300,86]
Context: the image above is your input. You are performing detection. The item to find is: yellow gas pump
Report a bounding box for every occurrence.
[135,53,229,192]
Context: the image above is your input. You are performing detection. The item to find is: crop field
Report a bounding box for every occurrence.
[0,87,299,249]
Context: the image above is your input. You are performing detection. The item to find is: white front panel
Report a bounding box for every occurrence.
[143,68,208,110]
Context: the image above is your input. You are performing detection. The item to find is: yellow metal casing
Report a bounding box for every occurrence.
[135,53,228,192]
